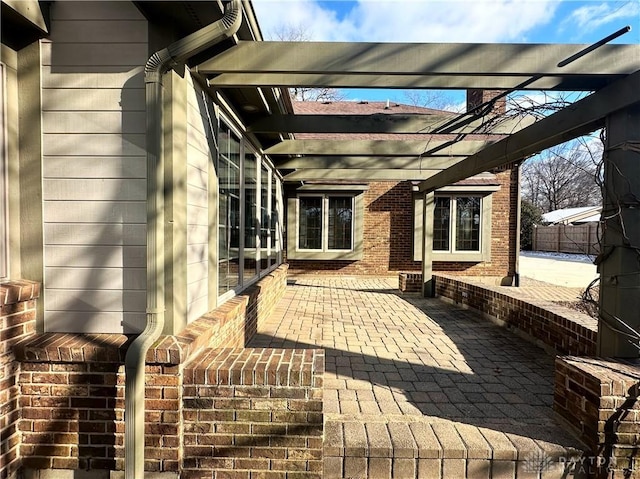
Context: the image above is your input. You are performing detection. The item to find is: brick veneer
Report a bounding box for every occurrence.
[16,265,289,476]
[398,272,422,294]
[434,273,597,356]
[288,168,518,279]
[0,280,40,479]
[182,348,324,479]
[554,357,640,478]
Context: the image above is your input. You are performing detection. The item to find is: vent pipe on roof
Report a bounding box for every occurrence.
[124,3,242,479]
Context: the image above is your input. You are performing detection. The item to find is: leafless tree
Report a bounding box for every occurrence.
[403,90,457,111]
[269,24,346,102]
[521,135,602,212]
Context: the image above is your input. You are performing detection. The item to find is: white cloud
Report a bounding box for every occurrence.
[252,0,355,40]
[252,0,560,42]
[565,1,640,30]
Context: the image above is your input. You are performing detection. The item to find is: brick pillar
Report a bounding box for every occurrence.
[0,280,40,479]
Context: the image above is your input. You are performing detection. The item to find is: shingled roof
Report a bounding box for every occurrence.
[292,100,449,116]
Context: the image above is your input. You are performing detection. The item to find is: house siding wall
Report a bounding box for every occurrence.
[185,74,212,323]
[41,1,148,334]
[287,168,518,279]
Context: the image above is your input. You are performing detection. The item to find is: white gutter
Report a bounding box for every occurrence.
[124,3,242,478]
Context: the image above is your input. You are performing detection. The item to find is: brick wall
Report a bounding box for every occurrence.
[182,348,324,479]
[0,280,40,479]
[434,274,597,356]
[398,273,422,294]
[16,265,289,476]
[288,168,518,279]
[554,357,640,478]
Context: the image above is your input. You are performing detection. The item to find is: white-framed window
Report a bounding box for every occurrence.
[0,63,7,280]
[298,195,354,252]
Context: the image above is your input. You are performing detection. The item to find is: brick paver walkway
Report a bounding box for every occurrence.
[249,276,586,478]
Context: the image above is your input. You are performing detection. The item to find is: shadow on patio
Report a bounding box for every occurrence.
[248,276,588,478]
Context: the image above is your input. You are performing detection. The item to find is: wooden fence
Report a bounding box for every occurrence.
[532,223,600,255]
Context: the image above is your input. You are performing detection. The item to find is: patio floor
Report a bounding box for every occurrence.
[249,276,587,479]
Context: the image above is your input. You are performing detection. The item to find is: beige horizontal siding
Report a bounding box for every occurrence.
[45,267,145,290]
[42,112,146,134]
[45,245,145,268]
[43,156,146,179]
[42,1,148,333]
[44,224,146,246]
[185,75,212,323]
[42,87,145,111]
[44,201,145,224]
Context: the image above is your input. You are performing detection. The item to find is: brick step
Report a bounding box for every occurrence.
[324,419,588,479]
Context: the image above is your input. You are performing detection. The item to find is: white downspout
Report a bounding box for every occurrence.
[124,3,242,478]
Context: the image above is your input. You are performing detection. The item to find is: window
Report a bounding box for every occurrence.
[243,150,258,283]
[434,196,481,253]
[269,175,278,266]
[260,164,270,269]
[215,115,283,300]
[287,190,364,261]
[0,63,7,280]
[298,196,353,251]
[217,122,241,295]
[413,188,496,262]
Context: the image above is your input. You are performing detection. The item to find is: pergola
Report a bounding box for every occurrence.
[192,38,640,358]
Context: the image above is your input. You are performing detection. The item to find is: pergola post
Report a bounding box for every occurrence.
[422,192,435,297]
[597,104,640,358]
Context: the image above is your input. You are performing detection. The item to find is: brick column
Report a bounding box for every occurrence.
[0,280,40,479]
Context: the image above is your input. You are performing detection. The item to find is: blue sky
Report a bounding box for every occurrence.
[252,0,639,104]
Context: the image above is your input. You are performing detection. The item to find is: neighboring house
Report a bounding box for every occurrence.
[284,100,520,283]
[541,206,602,225]
[0,1,520,478]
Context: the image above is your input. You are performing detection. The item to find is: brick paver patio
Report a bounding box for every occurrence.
[249,276,587,478]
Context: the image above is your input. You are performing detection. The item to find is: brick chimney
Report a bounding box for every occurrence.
[466,89,506,116]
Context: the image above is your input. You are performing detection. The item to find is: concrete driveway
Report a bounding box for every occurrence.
[519,251,599,288]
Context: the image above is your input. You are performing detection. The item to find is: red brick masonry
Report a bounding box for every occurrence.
[1,280,40,479]
[12,265,320,478]
[434,273,597,356]
[555,356,640,479]
[182,348,324,479]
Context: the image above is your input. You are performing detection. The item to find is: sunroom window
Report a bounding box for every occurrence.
[0,64,7,280]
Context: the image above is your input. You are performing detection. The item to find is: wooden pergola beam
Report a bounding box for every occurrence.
[249,114,534,135]
[206,72,616,91]
[275,155,464,170]
[418,69,640,192]
[265,139,495,157]
[197,41,639,78]
[283,168,442,181]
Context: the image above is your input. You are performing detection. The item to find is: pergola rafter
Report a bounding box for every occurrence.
[265,139,495,157]
[248,114,534,135]
[197,41,638,87]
